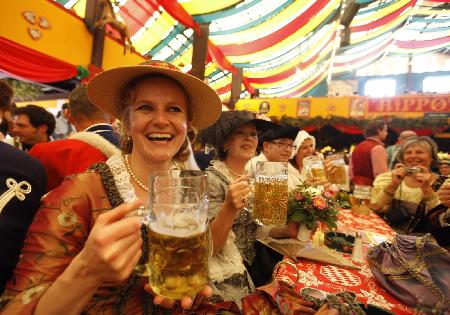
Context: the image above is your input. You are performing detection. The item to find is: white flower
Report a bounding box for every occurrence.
[57,211,78,228]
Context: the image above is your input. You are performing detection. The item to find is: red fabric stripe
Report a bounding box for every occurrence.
[216,83,231,95]
[245,33,335,84]
[155,0,201,34]
[242,77,255,94]
[208,41,236,74]
[0,36,77,83]
[351,0,416,32]
[395,36,450,49]
[121,0,156,35]
[218,0,330,56]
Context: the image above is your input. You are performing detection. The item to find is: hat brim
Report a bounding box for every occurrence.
[87,64,222,130]
[246,119,280,133]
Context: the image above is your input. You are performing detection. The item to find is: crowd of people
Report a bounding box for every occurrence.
[0,61,449,314]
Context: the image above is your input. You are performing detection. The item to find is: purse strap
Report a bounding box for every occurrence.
[388,237,449,306]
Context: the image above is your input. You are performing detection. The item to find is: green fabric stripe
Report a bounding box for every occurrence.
[146,24,186,57]
[410,16,450,23]
[357,0,397,14]
[209,0,294,35]
[193,0,264,23]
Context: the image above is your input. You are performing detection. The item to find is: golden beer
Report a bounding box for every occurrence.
[327,164,346,184]
[148,224,209,299]
[308,167,327,183]
[253,176,288,225]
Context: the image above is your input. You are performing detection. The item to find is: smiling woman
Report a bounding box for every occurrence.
[0,60,222,315]
[371,136,446,234]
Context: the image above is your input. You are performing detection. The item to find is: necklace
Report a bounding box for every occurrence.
[123,154,150,192]
[225,162,244,178]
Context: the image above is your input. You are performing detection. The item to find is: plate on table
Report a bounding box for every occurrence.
[324,232,355,253]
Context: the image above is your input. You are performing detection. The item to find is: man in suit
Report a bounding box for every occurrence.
[0,142,47,293]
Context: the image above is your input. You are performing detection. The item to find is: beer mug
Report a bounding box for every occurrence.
[351,185,372,215]
[147,170,209,299]
[326,154,346,185]
[303,155,327,183]
[253,161,288,225]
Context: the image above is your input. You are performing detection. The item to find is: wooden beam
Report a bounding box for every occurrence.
[85,0,105,67]
[191,24,210,81]
[230,68,243,109]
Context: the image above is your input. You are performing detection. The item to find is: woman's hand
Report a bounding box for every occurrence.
[413,166,434,194]
[224,175,251,214]
[144,284,212,310]
[438,183,450,207]
[324,157,337,177]
[390,163,406,187]
[77,199,143,284]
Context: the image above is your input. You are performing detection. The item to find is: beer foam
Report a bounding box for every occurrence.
[150,206,206,237]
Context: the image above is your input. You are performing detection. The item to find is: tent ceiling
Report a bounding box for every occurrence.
[57,0,450,99]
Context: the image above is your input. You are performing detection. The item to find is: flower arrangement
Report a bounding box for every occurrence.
[288,184,339,230]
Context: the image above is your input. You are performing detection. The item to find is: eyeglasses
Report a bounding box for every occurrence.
[270,141,296,150]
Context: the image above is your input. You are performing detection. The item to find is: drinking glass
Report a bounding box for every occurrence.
[303,155,327,183]
[326,153,346,185]
[253,161,288,225]
[147,170,209,299]
[351,185,372,215]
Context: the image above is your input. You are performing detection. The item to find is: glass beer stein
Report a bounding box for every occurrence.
[303,155,327,183]
[147,170,209,299]
[351,185,372,215]
[253,161,288,225]
[326,153,346,185]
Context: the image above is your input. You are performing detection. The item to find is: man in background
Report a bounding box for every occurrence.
[52,103,74,140]
[350,120,389,186]
[29,84,120,192]
[246,124,299,175]
[386,130,417,169]
[7,104,55,151]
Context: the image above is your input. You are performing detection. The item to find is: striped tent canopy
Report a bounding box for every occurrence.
[57,0,450,99]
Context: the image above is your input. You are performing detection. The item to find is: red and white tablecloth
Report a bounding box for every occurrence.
[275,209,415,314]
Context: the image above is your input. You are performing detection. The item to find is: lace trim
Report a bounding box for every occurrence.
[91,156,165,315]
[210,160,233,183]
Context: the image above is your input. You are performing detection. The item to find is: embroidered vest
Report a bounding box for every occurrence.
[351,138,379,186]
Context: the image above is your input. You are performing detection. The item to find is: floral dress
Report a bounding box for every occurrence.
[206,161,256,307]
[0,154,170,315]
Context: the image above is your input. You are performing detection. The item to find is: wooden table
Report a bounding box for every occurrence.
[274,209,415,315]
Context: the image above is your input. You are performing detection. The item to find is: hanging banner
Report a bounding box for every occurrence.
[367,95,450,113]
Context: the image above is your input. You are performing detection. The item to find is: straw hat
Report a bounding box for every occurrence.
[86,60,222,130]
[199,110,279,149]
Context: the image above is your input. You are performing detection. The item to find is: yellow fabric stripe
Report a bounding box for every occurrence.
[212,0,311,46]
[352,0,411,26]
[226,0,341,63]
[181,0,242,16]
[132,11,177,53]
[73,0,86,18]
